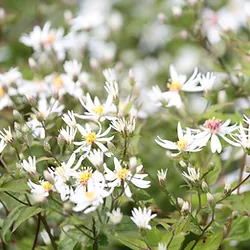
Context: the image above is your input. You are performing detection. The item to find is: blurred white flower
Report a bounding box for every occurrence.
[107,208,123,225]
[28,180,54,202]
[87,149,104,168]
[0,126,13,143]
[20,156,37,174]
[200,72,216,92]
[63,60,82,79]
[130,207,156,230]
[157,169,168,183]
[182,167,200,183]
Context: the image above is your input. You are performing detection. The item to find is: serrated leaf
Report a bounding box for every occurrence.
[12,206,43,232]
[1,205,25,242]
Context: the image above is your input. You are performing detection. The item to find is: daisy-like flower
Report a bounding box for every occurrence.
[51,153,85,201]
[157,169,168,183]
[63,60,82,80]
[26,117,45,139]
[182,167,200,183]
[107,208,123,225]
[28,179,54,202]
[104,157,150,197]
[0,126,13,143]
[231,123,250,150]
[148,85,170,107]
[196,118,239,153]
[130,207,156,230]
[110,115,136,135]
[0,67,22,86]
[75,93,116,121]
[200,72,216,92]
[0,139,7,154]
[156,122,203,157]
[70,178,111,214]
[103,68,119,99]
[20,156,37,174]
[58,126,77,145]
[20,21,65,60]
[74,123,113,155]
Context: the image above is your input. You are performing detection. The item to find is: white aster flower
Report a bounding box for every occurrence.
[157,169,168,183]
[130,207,156,230]
[58,126,76,145]
[181,201,190,214]
[26,118,45,139]
[76,93,116,121]
[103,68,117,83]
[74,123,113,155]
[196,118,239,153]
[20,156,37,174]
[0,67,22,86]
[148,85,169,107]
[182,167,200,183]
[110,116,136,135]
[156,122,203,157]
[63,60,82,79]
[107,208,123,225]
[104,157,150,197]
[70,178,110,214]
[158,243,167,250]
[62,110,77,128]
[0,126,13,143]
[200,72,216,92]
[28,179,54,202]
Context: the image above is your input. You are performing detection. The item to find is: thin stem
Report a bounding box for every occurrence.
[40,215,57,250]
[32,213,41,250]
[4,191,30,206]
[0,155,11,172]
[237,153,246,194]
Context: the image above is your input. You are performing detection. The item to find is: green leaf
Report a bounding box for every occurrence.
[0,179,28,193]
[193,231,223,250]
[160,231,185,250]
[144,227,165,247]
[115,234,148,250]
[1,205,25,242]
[12,206,44,232]
[59,236,78,250]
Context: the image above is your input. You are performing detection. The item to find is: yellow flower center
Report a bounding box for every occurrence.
[44,33,56,45]
[177,139,188,150]
[169,81,182,91]
[53,76,63,88]
[79,172,92,186]
[85,132,96,145]
[85,191,95,200]
[42,182,53,192]
[116,168,129,180]
[0,87,5,97]
[93,105,104,115]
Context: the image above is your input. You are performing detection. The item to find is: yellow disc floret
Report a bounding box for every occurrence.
[177,139,188,151]
[93,105,104,115]
[0,87,5,97]
[54,76,63,88]
[85,132,96,145]
[116,168,129,180]
[79,171,92,186]
[42,181,53,192]
[169,81,182,91]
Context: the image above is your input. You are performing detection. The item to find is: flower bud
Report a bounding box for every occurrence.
[201,181,208,192]
[177,197,184,208]
[63,202,72,215]
[44,141,51,152]
[208,162,215,172]
[13,110,22,120]
[28,58,37,70]
[129,69,136,87]
[157,12,167,23]
[43,170,54,184]
[57,134,65,148]
[232,210,238,219]
[157,169,168,185]
[207,192,215,206]
[179,160,187,168]
[181,201,189,215]
[14,122,21,131]
[245,165,250,173]
[224,183,231,194]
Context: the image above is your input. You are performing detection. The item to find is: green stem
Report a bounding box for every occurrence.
[4,191,30,206]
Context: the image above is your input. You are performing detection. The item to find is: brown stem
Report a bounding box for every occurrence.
[32,213,41,250]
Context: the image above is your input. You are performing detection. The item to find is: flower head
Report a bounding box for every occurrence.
[20,156,37,174]
[107,208,123,225]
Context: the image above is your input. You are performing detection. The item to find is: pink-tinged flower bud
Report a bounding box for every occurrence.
[201,181,208,192]
[224,183,231,194]
[207,192,215,206]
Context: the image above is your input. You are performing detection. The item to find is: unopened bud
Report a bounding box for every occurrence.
[44,141,51,152]
[181,201,189,215]
[57,134,65,148]
[63,202,72,215]
[14,122,21,131]
[179,160,187,168]
[201,181,208,192]
[16,130,23,140]
[129,156,137,173]
[208,162,215,171]
[224,183,231,194]
[43,170,54,184]
[157,169,168,185]
[245,165,250,173]
[90,58,99,71]
[177,197,184,208]
[172,6,182,18]
[129,69,136,87]
[28,58,37,70]
[207,192,215,206]
[232,210,238,219]
[13,110,22,120]
[157,12,167,23]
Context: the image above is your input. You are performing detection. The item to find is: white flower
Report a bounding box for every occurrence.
[26,118,45,139]
[182,167,200,183]
[40,229,53,245]
[158,243,167,250]
[156,122,203,157]
[231,123,250,149]
[70,178,110,213]
[103,68,117,83]
[105,81,119,100]
[130,207,156,230]
[0,126,13,143]
[0,139,6,154]
[74,123,113,155]
[104,157,150,197]
[28,180,54,202]
[196,118,239,153]
[181,201,190,214]
[0,67,22,86]
[110,116,136,134]
[107,208,123,225]
[75,93,116,121]
[200,72,216,92]
[157,169,168,183]
[148,85,169,107]
[63,60,82,79]
[51,153,85,201]
[20,156,37,174]
[58,126,76,144]
[87,149,104,168]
